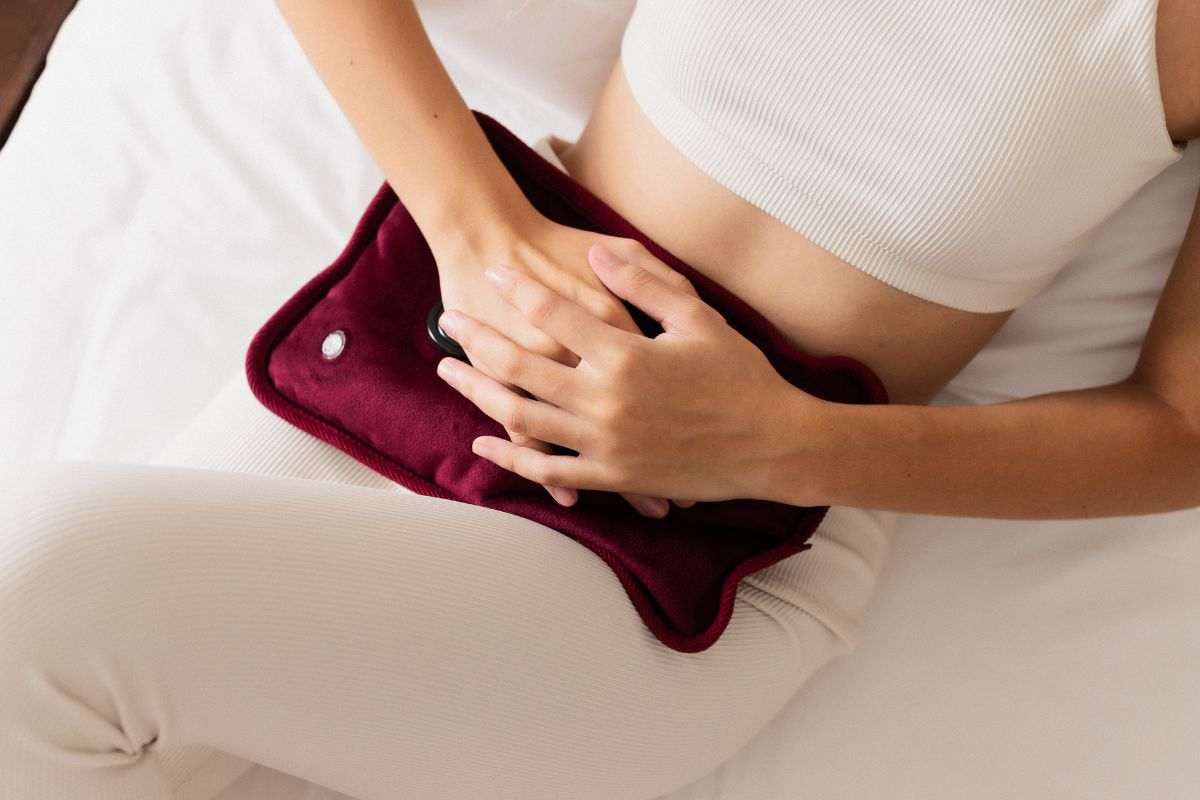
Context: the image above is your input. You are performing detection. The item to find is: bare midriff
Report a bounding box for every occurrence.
[553,58,1014,406]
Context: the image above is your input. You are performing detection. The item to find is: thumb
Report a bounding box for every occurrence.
[588,243,708,334]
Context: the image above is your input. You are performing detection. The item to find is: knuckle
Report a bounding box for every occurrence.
[624,266,655,293]
[592,396,628,427]
[523,286,559,328]
[669,271,697,294]
[488,346,515,381]
[606,346,641,377]
[495,343,528,382]
[501,398,530,434]
[678,298,713,325]
[580,290,629,329]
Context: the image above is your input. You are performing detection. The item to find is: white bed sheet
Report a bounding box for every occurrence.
[2,1,1198,798]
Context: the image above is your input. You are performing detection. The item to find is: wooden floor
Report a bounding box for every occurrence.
[0,0,78,148]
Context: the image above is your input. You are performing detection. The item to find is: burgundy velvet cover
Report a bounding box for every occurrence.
[245,110,889,653]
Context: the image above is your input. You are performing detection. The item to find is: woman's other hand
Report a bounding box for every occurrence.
[431,213,699,516]
[434,243,821,506]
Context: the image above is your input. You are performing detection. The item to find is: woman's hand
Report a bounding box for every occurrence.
[431,212,700,516]
[273,0,693,515]
[433,243,823,506]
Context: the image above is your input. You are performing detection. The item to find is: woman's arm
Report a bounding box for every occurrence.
[431,216,1199,520]
[397,0,1200,520]
[772,181,1200,520]
[769,18,1200,520]
[436,208,1200,520]
[274,1,696,518]
[273,0,539,252]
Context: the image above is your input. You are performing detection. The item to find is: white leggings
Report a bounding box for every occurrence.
[0,367,895,800]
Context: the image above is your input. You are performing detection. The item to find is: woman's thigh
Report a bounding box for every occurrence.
[0,377,851,800]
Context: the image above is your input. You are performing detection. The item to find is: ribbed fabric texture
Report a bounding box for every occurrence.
[0,373,895,800]
[619,0,1189,312]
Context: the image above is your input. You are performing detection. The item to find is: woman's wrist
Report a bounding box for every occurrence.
[755,384,843,508]
[419,182,546,275]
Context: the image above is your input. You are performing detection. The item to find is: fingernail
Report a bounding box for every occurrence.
[484,263,511,286]
[438,310,461,334]
[435,358,455,379]
[590,243,623,269]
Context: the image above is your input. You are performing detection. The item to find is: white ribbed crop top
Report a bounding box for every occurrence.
[619,0,1190,312]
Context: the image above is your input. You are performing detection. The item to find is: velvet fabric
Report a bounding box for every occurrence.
[244,110,889,653]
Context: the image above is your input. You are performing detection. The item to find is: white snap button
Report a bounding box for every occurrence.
[321,329,347,360]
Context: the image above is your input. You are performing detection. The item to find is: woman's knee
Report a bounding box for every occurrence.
[0,463,166,756]
[2,459,134,575]
[0,462,151,665]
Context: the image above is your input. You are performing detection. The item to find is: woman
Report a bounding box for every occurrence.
[1,1,1197,798]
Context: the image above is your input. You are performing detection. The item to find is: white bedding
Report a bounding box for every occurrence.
[2,1,1198,798]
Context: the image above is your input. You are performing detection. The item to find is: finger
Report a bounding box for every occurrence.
[672,498,696,508]
[570,244,699,334]
[621,491,670,518]
[436,357,591,452]
[508,321,581,368]
[506,428,579,507]
[474,435,660,514]
[621,247,700,298]
[513,260,640,341]
[588,243,714,334]
[483,263,639,368]
[471,435,611,492]
[524,329,580,367]
[563,283,642,336]
[574,257,698,338]
[546,484,579,506]
[438,309,576,408]
[447,329,580,507]
[476,434,664,517]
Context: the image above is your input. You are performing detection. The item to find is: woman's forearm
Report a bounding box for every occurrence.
[771,379,1200,519]
[274,0,539,257]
